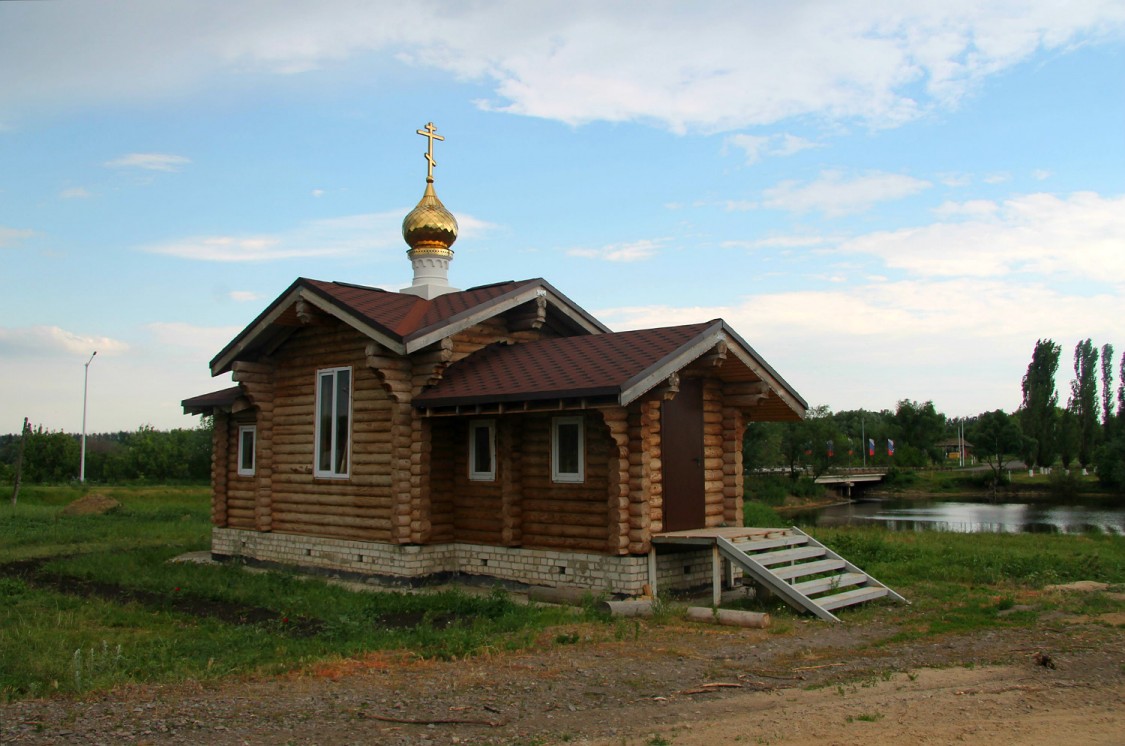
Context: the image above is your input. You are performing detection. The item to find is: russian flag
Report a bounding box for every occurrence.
[868,438,875,456]
[887,439,895,456]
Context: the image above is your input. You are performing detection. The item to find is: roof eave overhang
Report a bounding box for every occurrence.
[403,279,609,354]
[210,280,405,376]
[617,322,727,406]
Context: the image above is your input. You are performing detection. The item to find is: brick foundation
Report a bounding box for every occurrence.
[212,527,719,596]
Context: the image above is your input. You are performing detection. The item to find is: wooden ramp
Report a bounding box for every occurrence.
[652,527,907,622]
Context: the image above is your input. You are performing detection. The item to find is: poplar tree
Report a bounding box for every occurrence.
[1101,343,1115,435]
[1020,339,1061,468]
[1069,339,1100,469]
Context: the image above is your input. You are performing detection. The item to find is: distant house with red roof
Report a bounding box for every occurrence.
[183,125,807,597]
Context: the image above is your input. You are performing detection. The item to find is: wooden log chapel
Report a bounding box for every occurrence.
[183,122,814,599]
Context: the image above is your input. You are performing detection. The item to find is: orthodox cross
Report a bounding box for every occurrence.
[416,122,444,182]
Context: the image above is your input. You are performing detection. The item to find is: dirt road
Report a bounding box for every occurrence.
[3,612,1122,745]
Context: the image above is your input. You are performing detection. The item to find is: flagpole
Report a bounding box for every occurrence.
[861,417,866,468]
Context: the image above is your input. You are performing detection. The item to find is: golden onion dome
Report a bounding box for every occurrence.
[402,180,458,257]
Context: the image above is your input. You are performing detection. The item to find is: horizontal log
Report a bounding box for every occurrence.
[523,511,607,528]
[521,522,607,540]
[269,522,387,542]
[520,536,606,552]
[527,586,594,606]
[272,510,393,530]
[600,599,654,617]
[685,607,770,629]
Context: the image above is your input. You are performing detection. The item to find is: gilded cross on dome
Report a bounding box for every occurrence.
[416,122,444,182]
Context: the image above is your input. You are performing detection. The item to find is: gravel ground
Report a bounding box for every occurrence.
[4,604,1123,746]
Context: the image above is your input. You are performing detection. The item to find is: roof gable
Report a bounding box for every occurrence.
[210,277,608,375]
[413,319,807,419]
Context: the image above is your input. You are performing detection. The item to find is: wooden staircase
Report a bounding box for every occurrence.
[653,527,907,622]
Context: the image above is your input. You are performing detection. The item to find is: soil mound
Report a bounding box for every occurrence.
[61,493,121,516]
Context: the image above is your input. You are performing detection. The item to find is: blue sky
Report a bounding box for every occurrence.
[2,1,1123,433]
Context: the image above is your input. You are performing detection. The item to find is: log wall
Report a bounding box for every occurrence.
[265,322,397,542]
[223,413,257,530]
[211,412,229,527]
[433,411,612,553]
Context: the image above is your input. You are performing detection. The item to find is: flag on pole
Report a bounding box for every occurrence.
[868,438,875,456]
[826,440,834,458]
[887,439,895,456]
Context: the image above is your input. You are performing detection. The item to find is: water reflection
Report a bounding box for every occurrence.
[793,498,1125,534]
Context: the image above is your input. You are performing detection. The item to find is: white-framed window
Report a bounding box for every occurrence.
[551,415,585,483]
[468,419,496,481]
[314,367,351,478]
[237,425,256,477]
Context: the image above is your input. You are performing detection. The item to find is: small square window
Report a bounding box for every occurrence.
[237,425,256,477]
[468,420,496,481]
[551,416,584,483]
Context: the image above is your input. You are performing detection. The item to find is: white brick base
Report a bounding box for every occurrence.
[212,527,718,597]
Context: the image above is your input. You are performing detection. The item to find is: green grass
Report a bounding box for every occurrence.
[722,526,1125,637]
[0,486,594,700]
[5,486,1124,702]
[0,484,211,562]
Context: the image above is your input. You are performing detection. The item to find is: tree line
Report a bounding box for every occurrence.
[5,337,1123,491]
[744,337,1125,492]
[0,420,213,485]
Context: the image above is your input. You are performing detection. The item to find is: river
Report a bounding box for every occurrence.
[789,496,1125,534]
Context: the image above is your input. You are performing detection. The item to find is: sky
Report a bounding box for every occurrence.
[2,1,1124,434]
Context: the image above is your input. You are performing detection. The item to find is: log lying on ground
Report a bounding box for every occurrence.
[686,606,770,629]
[527,586,593,606]
[598,599,654,617]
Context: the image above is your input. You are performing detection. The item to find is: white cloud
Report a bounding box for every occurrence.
[1032,169,1052,181]
[145,322,242,353]
[140,210,405,262]
[760,170,932,216]
[567,239,665,262]
[59,186,91,199]
[597,277,1124,416]
[311,189,325,197]
[726,133,819,164]
[0,325,128,357]
[726,134,770,164]
[596,191,1125,415]
[3,2,1122,132]
[932,199,999,218]
[104,153,190,172]
[840,192,1125,284]
[722,235,833,250]
[0,226,35,248]
[228,290,262,302]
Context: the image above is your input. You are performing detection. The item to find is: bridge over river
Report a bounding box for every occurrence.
[814,470,888,497]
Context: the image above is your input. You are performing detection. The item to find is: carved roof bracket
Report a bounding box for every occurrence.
[366,342,412,402]
[702,339,728,368]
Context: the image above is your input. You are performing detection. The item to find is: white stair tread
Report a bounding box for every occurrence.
[735,535,809,552]
[791,572,867,596]
[754,546,826,566]
[817,586,889,611]
[771,559,846,580]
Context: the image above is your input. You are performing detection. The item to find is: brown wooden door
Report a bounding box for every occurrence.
[662,377,706,532]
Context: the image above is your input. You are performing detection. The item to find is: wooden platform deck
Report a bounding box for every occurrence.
[651,526,906,622]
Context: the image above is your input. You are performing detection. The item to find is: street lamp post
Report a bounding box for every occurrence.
[80,350,97,483]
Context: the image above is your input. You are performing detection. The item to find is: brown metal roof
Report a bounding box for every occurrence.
[181,386,242,415]
[414,322,718,407]
[210,277,608,375]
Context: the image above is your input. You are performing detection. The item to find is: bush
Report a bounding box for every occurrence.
[744,475,789,506]
[792,476,825,498]
[742,501,788,528]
